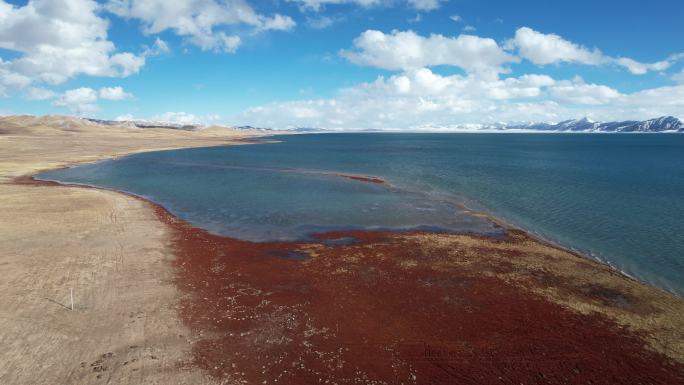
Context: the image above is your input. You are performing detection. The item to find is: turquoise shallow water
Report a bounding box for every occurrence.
[39,133,684,296]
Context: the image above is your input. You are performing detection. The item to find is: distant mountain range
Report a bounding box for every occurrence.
[87,119,315,132]
[506,116,684,133]
[85,118,201,131]
[84,118,279,132]
[1,115,682,133]
[277,116,684,132]
[0,115,274,136]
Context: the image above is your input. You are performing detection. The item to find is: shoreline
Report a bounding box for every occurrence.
[3,126,684,384]
[28,140,671,299]
[453,197,661,294]
[85,177,684,383]
[22,161,684,306]
[17,157,684,383]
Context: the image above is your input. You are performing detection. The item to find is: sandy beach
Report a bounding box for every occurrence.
[1,116,683,384]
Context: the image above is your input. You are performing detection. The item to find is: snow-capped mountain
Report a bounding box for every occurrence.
[509,116,684,132]
[85,118,200,130]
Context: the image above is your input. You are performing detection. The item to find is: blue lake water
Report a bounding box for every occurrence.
[38,133,684,296]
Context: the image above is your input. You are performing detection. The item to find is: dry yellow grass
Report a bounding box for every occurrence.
[0,115,272,384]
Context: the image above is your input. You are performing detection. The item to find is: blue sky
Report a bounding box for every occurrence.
[1,0,683,129]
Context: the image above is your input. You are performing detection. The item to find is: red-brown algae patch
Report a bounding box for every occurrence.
[154,205,684,385]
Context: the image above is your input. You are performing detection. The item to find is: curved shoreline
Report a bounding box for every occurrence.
[28,143,670,299]
[15,166,681,372]
[22,167,678,310]
[11,141,684,384]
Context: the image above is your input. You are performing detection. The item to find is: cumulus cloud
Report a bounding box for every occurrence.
[259,14,297,31]
[232,66,684,129]
[237,26,684,129]
[306,16,337,29]
[0,63,31,96]
[407,0,442,11]
[53,87,99,114]
[288,0,440,12]
[152,111,203,125]
[143,37,171,56]
[505,27,604,66]
[673,69,684,84]
[53,86,133,115]
[105,0,295,53]
[116,111,221,125]
[0,0,145,91]
[506,27,682,75]
[550,76,621,105]
[288,0,380,11]
[341,30,517,80]
[613,56,680,75]
[449,15,462,22]
[99,86,133,100]
[23,87,56,101]
[233,68,560,129]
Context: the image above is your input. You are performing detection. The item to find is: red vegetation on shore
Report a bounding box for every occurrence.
[154,205,684,385]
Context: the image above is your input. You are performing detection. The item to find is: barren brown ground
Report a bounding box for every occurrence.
[0,116,268,384]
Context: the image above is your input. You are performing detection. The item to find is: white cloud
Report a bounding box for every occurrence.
[233,67,684,129]
[306,16,336,29]
[23,87,55,101]
[259,14,297,31]
[505,27,603,66]
[234,26,684,129]
[233,68,560,129]
[463,25,476,32]
[449,15,462,22]
[408,14,422,23]
[288,0,440,11]
[143,37,170,56]
[0,0,145,91]
[99,86,132,100]
[0,63,31,96]
[109,53,146,77]
[407,0,441,11]
[613,54,683,75]
[53,87,99,114]
[105,0,295,53]
[54,88,98,106]
[217,35,242,54]
[53,86,132,115]
[673,69,684,84]
[153,112,202,125]
[506,27,682,75]
[116,111,221,125]
[287,0,381,11]
[614,57,670,75]
[550,76,621,105]
[341,30,517,80]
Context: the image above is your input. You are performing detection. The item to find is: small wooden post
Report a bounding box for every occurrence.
[70,288,74,311]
